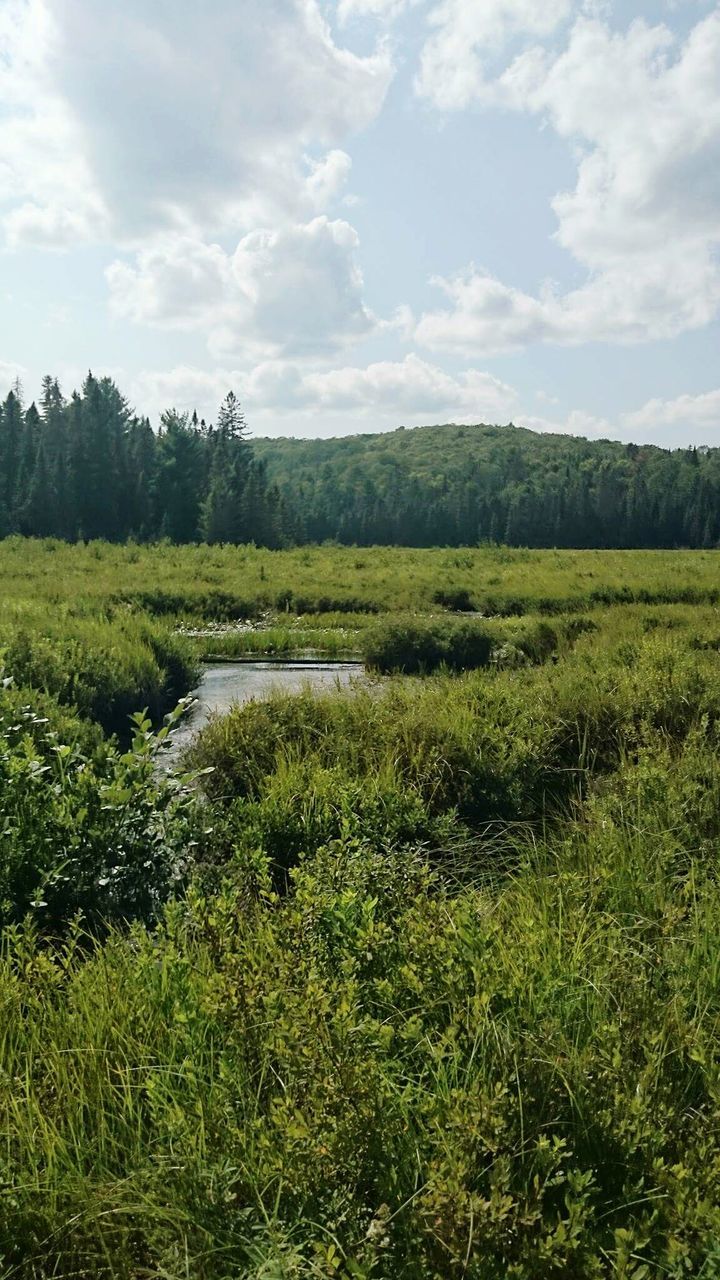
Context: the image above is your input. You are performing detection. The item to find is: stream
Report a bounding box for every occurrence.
[161,661,364,770]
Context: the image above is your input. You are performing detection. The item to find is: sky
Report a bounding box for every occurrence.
[0,0,719,447]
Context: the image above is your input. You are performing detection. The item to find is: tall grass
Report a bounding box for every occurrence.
[193,623,361,660]
[3,536,720,618]
[2,545,720,1274]
[0,609,198,733]
[3,740,720,1276]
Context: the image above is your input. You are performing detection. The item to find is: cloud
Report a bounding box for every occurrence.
[625,389,720,440]
[107,240,235,331]
[130,354,520,430]
[304,150,353,208]
[337,0,416,20]
[416,0,573,110]
[0,0,393,245]
[518,391,720,448]
[515,408,614,439]
[414,9,720,353]
[0,0,108,247]
[289,353,518,419]
[107,217,376,358]
[515,13,720,267]
[415,269,559,355]
[415,245,720,354]
[129,366,245,425]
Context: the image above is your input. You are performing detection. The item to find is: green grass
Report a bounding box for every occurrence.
[192,623,362,660]
[2,537,720,618]
[4,741,720,1276]
[2,543,720,1274]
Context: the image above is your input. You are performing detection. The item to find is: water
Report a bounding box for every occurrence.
[161,661,364,769]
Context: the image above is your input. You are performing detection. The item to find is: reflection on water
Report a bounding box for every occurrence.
[162,662,363,769]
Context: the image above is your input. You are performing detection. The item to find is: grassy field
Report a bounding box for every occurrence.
[1,540,720,1276]
[3,537,720,616]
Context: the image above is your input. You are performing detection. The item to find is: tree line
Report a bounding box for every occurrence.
[1,377,719,548]
[0,374,290,545]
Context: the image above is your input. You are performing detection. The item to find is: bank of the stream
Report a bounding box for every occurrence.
[162,660,364,767]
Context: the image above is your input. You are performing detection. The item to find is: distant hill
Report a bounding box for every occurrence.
[254,422,720,548]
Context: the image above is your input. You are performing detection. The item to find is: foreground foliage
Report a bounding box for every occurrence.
[0,694,201,930]
[4,733,720,1277]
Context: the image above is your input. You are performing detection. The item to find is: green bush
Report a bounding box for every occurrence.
[0,694,202,930]
[191,628,720,887]
[363,617,495,673]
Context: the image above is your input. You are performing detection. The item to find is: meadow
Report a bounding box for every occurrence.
[1,539,720,1276]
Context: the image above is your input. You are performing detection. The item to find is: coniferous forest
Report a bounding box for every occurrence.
[3,373,720,548]
[0,376,288,546]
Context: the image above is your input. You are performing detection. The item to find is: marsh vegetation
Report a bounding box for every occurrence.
[1,540,720,1276]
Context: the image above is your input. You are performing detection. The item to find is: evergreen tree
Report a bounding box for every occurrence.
[0,388,24,526]
[157,411,203,542]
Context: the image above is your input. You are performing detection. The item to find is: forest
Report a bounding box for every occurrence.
[2,374,720,548]
[2,541,720,1275]
[0,376,288,546]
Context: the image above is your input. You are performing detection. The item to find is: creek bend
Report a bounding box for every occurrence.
[162,660,364,769]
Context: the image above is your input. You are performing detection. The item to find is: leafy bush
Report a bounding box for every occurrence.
[0,694,203,930]
[432,586,476,611]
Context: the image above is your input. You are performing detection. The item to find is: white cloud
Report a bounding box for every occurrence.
[415,269,558,355]
[107,240,235,331]
[416,0,573,110]
[414,10,720,353]
[416,245,720,354]
[130,354,519,430]
[515,408,614,439]
[518,392,720,448]
[3,202,102,250]
[304,150,353,208]
[514,14,720,267]
[0,0,393,245]
[129,366,245,425]
[294,353,518,419]
[337,0,416,20]
[107,217,376,358]
[0,0,108,246]
[625,389,720,438]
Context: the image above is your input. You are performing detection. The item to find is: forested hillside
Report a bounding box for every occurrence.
[2,374,720,547]
[257,422,720,548]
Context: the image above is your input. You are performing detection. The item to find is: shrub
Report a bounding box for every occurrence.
[0,695,203,930]
[363,618,494,674]
[1,618,198,734]
[432,587,476,611]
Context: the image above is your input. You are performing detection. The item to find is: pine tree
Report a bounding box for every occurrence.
[0,388,24,526]
[216,391,247,441]
[18,436,58,537]
[14,403,42,520]
[157,411,203,542]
